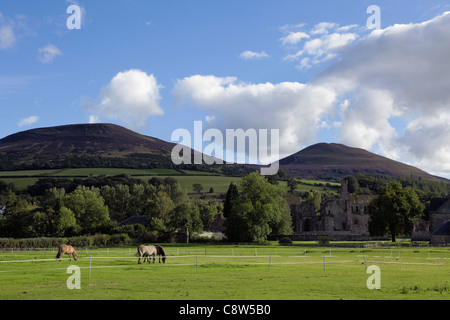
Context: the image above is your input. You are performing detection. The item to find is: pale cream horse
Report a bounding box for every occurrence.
[137,245,166,264]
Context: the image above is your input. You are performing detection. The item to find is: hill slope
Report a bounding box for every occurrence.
[0,124,445,182]
[0,123,251,175]
[279,143,445,182]
[0,123,178,170]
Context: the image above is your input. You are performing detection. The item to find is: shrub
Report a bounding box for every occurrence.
[317,236,330,244]
[278,237,293,245]
[109,233,131,246]
[94,234,111,246]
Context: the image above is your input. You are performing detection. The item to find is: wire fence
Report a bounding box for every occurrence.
[2,246,450,260]
[0,250,447,276]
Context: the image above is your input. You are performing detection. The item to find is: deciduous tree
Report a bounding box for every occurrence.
[367,181,424,242]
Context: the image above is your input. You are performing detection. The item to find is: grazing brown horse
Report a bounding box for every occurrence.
[137,245,166,264]
[155,245,166,263]
[56,245,78,262]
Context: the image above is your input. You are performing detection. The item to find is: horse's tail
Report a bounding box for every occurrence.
[56,246,62,259]
[72,248,78,261]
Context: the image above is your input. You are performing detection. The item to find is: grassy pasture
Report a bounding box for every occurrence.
[0,244,449,300]
[0,168,340,195]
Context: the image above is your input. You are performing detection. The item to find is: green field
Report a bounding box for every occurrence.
[0,168,340,194]
[0,244,448,300]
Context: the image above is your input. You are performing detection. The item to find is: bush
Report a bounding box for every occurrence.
[0,238,15,249]
[93,234,111,246]
[109,233,131,246]
[0,237,68,249]
[69,236,92,247]
[278,237,293,245]
[317,236,330,245]
[0,233,132,249]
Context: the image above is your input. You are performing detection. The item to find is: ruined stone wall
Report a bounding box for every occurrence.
[288,181,376,240]
[290,203,316,232]
[349,214,369,233]
[321,198,348,231]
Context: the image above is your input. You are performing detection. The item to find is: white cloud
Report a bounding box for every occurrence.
[83,69,164,131]
[171,12,450,178]
[0,12,16,50]
[310,22,338,35]
[281,22,360,70]
[312,11,450,177]
[0,25,15,49]
[0,12,36,50]
[172,75,336,161]
[18,115,39,127]
[239,50,269,60]
[38,44,62,64]
[336,24,359,32]
[398,112,450,177]
[88,115,100,124]
[337,88,399,156]
[296,32,358,69]
[280,31,309,45]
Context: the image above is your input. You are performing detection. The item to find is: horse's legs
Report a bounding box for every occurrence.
[138,253,142,264]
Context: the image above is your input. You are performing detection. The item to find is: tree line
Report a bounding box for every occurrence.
[0,172,293,243]
[345,173,450,199]
[346,173,450,242]
[2,169,447,244]
[0,176,214,242]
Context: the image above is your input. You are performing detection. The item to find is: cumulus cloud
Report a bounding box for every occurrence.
[239,50,269,60]
[400,113,450,177]
[336,88,399,158]
[172,75,336,162]
[37,44,62,64]
[18,115,39,127]
[310,22,338,35]
[83,69,164,131]
[313,11,450,176]
[281,21,361,69]
[172,12,450,177]
[280,31,309,45]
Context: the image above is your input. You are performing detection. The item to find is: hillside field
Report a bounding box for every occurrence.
[0,244,448,302]
[0,168,340,194]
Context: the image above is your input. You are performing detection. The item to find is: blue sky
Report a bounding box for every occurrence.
[1,1,450,177]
